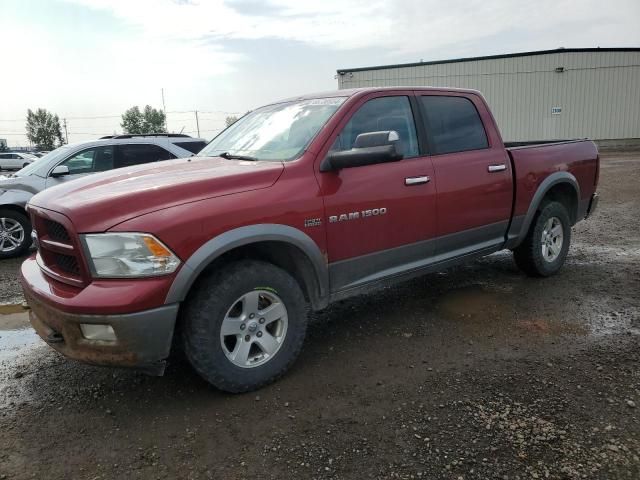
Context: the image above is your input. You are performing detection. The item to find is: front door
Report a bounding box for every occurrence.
[46,145,115,187]
[316,93,437,292]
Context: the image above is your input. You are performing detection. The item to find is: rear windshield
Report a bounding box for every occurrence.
[199,97,346,161]
[174,141,207,154]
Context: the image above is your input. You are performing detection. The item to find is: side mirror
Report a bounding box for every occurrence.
[50,165,70,177]
[320,130,403,172]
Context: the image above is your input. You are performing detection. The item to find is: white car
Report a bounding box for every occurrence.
[0,152,37,170]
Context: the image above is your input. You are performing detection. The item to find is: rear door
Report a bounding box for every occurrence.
[417,92,512,256]
[317,92,437,291]
[0,154,12,169]
[2,154,21,169]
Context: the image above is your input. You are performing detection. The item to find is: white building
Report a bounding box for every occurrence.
[337,48,640,145]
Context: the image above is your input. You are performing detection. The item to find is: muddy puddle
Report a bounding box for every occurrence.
[0,303,42,362]
[436,285,591,338]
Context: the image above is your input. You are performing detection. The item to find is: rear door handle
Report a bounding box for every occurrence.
[405,175,430,186]
[488,164,506,172]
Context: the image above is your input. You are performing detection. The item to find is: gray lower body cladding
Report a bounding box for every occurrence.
[25,290,179,375]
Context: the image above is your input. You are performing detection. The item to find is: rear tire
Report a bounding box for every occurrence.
[182,260,308,393]
[0,209,32,259]
[513,201,571,277]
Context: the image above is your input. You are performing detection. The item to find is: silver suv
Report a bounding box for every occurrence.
[0,134,206,258]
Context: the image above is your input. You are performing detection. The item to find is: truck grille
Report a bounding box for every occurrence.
[52,253,81,275]
[44,219,71,243]
[29,208,88,287]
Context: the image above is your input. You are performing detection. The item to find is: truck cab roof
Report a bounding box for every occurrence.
[276,86,484,105]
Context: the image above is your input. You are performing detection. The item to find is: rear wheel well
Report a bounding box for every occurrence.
[187,241,321,310]
[540,183,578,224]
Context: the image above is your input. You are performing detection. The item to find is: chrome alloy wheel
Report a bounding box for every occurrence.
[0,217,25,253]
[541,216,564,262]
[220,290,288,368]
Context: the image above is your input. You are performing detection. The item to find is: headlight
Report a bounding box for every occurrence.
[81,233,180,278]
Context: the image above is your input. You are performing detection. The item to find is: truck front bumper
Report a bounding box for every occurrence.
[21,259,179,375]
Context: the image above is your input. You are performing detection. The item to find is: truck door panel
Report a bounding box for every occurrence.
[418,93,512,255]
[316,93,437,292]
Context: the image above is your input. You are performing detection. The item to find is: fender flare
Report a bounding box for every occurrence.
[506,171,580,248]
[165,224,329,307]
[0,190,34,211]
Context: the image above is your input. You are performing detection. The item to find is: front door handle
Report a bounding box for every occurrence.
[488,164,507,172]
[405,175,430,186]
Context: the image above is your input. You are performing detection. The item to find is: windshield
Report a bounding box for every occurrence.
[199,97,346,161]
[15,145,73,177]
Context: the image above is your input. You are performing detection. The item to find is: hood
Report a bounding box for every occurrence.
[0,175,42,194]
[29,156,284,232]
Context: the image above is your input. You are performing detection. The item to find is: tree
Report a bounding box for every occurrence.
[25,109,64,150]
[225,115,239,127]
[121,105,167,134]
[0,139,8,152]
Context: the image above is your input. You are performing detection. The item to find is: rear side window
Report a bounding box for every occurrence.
[174,141,206,154]
[331,96,419,158]
[115,144,176,168]
[420,96,488,155]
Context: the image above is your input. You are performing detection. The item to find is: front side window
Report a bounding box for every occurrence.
[60,146,115,174]
[199,97,347,161]
[115,144,175,168]
[420,96,489,155]
[331,96,419,158]
[16,145,72,177]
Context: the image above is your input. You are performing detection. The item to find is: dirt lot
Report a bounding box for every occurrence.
[1,151,639,479]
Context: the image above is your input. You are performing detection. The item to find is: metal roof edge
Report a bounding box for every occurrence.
[336,47,640,74]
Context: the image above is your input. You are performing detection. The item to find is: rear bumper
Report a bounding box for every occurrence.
[21,259,179,375]
[585,192,599,218]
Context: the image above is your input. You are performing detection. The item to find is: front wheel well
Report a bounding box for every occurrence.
[186,241,323,310]
[0,204,29,218]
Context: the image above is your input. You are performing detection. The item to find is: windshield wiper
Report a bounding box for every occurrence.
[219,152,258,161]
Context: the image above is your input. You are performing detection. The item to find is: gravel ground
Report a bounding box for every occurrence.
[1,151,639,479]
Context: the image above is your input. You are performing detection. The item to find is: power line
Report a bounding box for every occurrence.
[0,110,242,122]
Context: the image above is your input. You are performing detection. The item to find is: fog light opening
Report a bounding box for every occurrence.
[80,324,117,342]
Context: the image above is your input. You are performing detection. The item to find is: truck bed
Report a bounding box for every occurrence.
[504,139,587,148]
[506,138,599,228]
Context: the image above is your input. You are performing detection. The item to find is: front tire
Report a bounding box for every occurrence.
[513,201,571,277]
[182,260,308,393]
[0,209,32,259]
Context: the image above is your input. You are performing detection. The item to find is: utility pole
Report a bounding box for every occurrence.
[161,88,167,132]
[194,110,200,137]
[63,118,69,144]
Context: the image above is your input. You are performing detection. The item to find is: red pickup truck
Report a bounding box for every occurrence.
[21,87,599,392]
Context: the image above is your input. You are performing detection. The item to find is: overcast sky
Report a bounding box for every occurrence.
[2,0,639,146]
